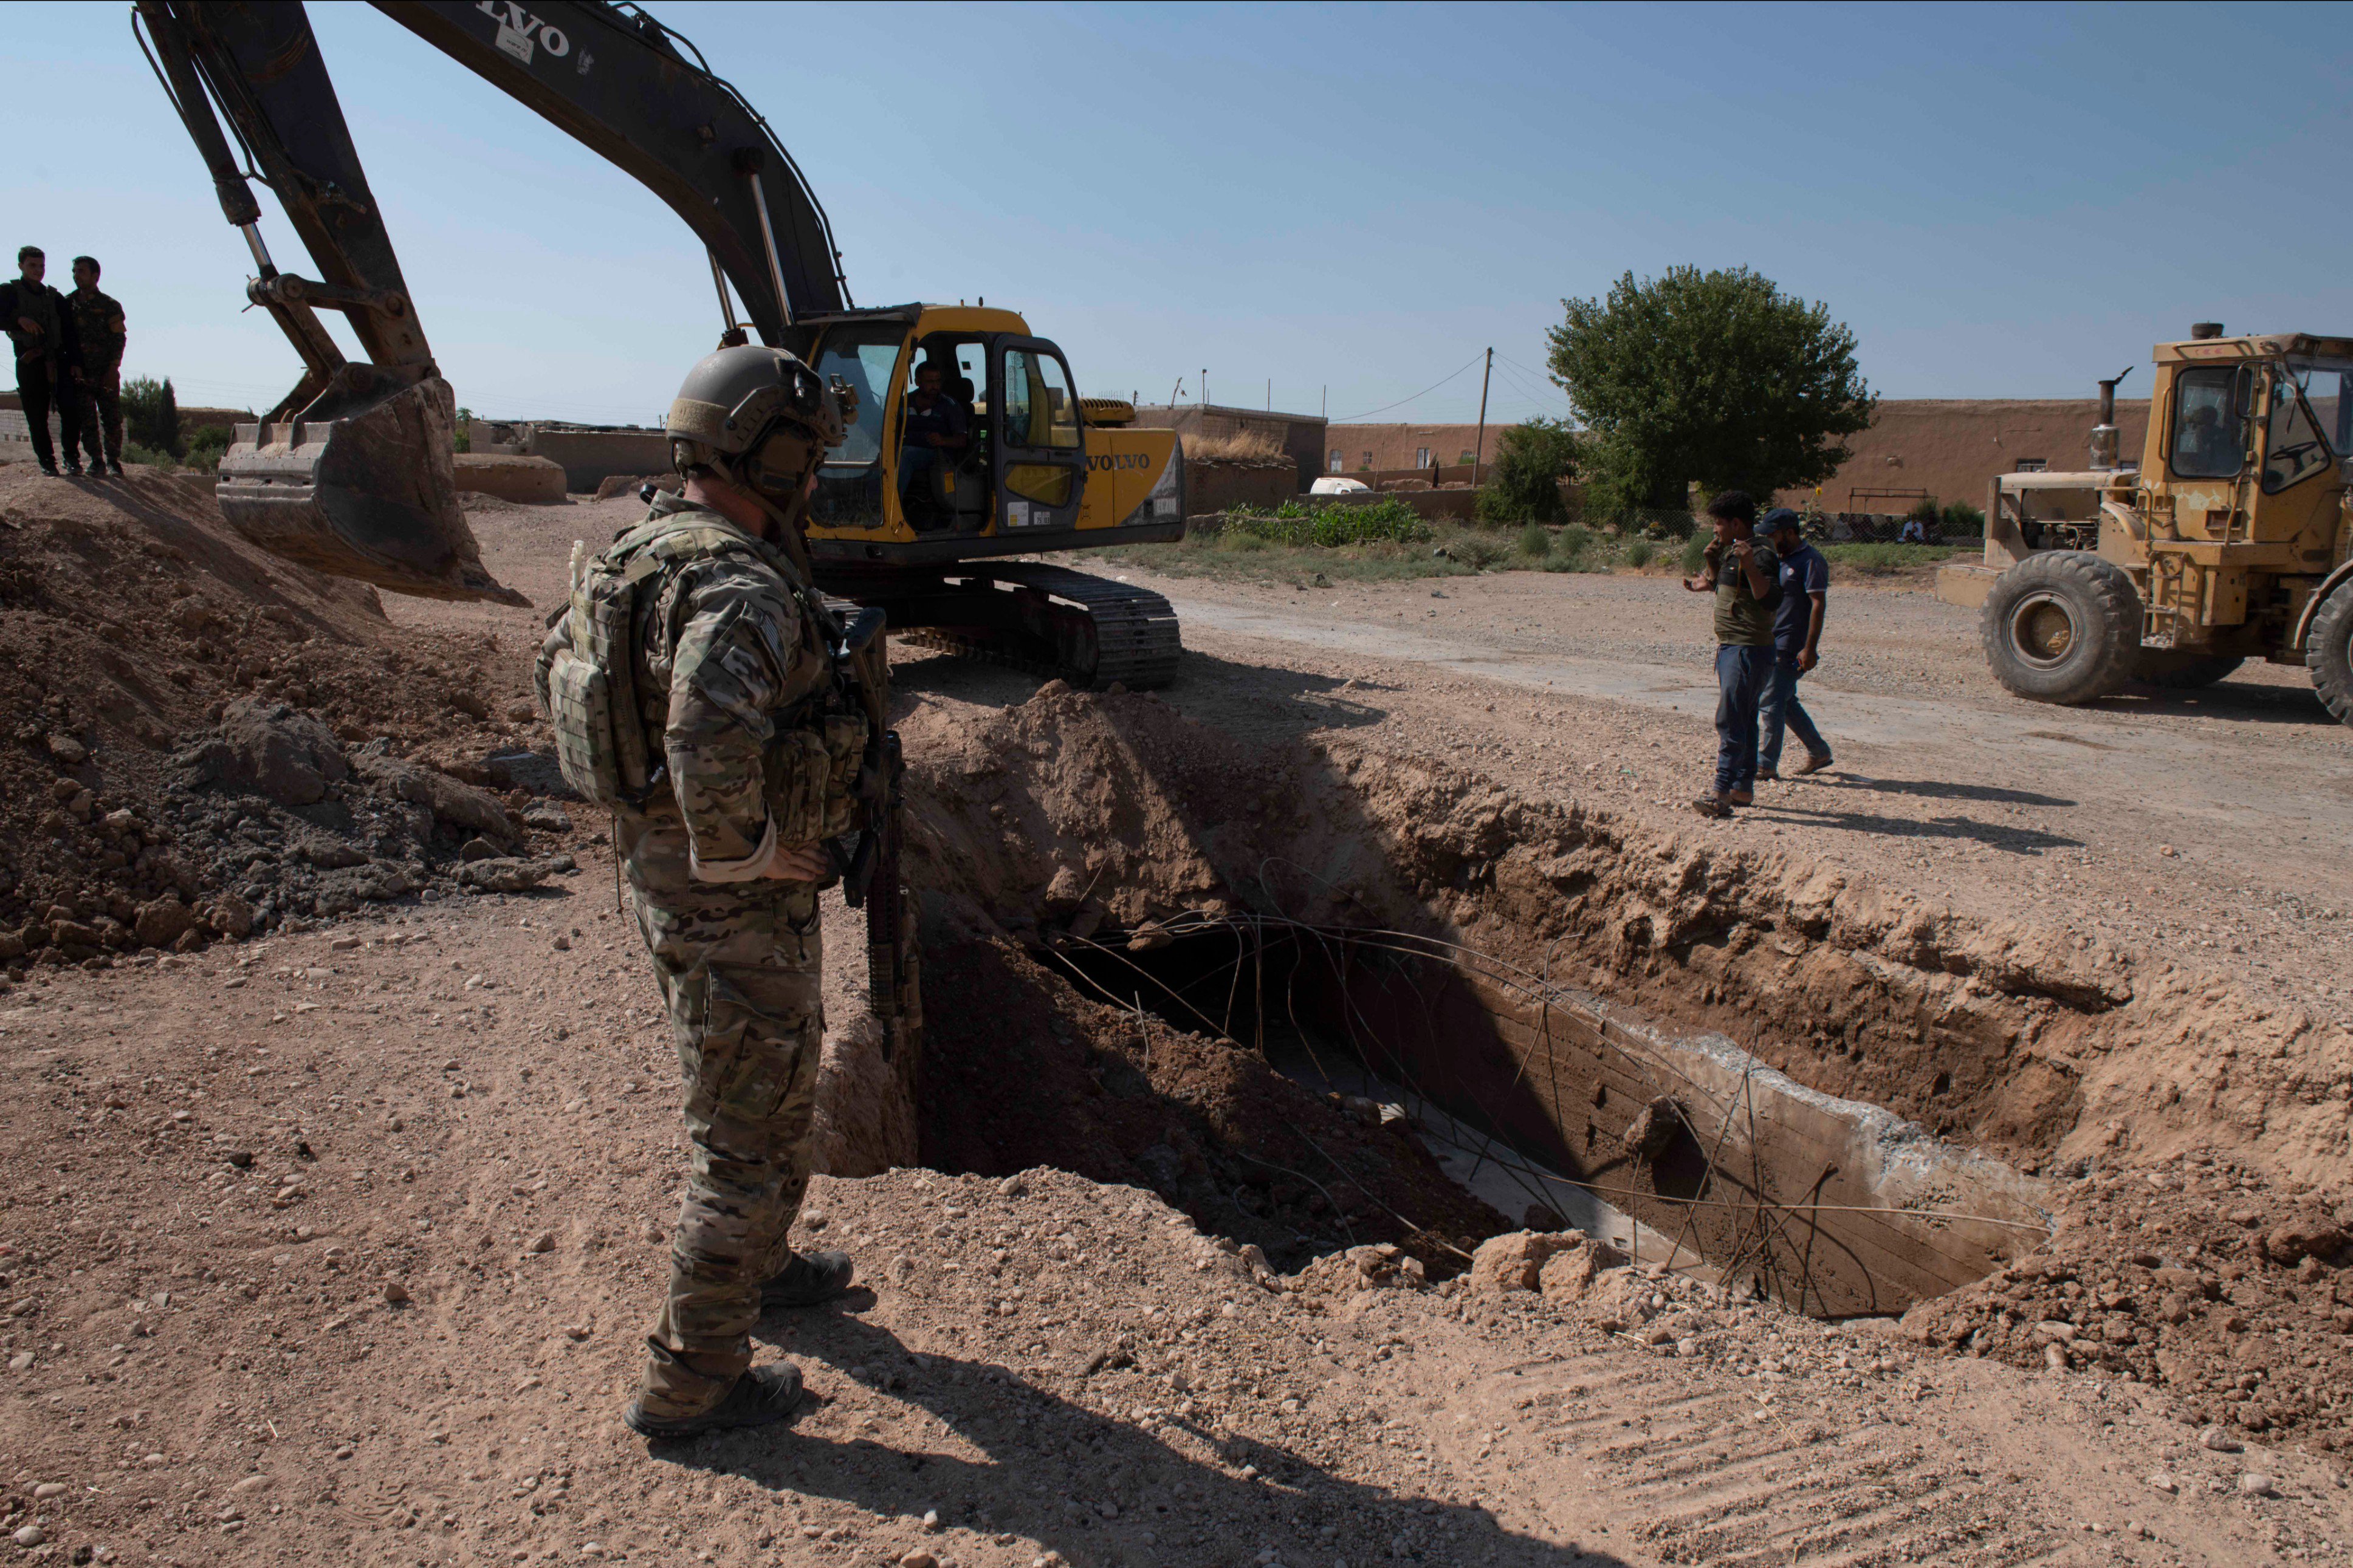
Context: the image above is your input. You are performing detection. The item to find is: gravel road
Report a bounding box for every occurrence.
[1094,558,2353,1027]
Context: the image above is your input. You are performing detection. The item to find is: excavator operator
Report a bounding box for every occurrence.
[898,360,969,531]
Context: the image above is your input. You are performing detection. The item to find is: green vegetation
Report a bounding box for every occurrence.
[1939,499,1985,534]
[455,405,474,455]
[1082,512,1647,585]
[123,375,181,458]
[1548,265,1875,520]
[182,423,231,472]
[1474,416,1581,524]
[1679,533,1709,576]
[1225,497,1429,547]
[1623,538,1654,569]
[1550,524,1596,571]
[120,441,174,469]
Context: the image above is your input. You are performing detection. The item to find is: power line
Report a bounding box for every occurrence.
[1496,349,1565,390]
[1327,352,1485,423]
[1494,352,1575,411]
[1477,369,1577,433]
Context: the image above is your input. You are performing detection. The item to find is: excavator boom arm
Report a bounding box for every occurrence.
[137,0,851,606]
[373,1,848,336]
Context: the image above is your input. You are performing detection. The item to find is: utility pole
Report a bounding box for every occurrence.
[1201,369,1208,411]
[1472,347,1493,486]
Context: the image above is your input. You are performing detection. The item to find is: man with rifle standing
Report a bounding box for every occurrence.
[538,344,916,1439]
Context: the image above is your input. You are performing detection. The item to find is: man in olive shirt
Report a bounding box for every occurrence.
[66,256,127,478]
[1680,490,1779,817]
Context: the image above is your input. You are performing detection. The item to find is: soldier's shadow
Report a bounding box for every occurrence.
[645,1307,1625,1567]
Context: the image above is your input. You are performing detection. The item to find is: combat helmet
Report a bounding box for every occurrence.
[664,346,855,527]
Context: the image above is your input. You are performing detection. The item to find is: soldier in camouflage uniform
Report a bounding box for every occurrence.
[537,346,858,1439]
[66,257,126,477]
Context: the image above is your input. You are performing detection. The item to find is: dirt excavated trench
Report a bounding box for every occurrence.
[877,676,2353,1448]
[901,685,2055,1300]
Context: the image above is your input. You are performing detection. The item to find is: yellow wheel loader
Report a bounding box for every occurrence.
[1936,326,2353,724]
[136,0,1184,687]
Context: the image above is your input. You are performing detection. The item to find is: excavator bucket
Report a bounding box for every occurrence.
[216,364,527,606]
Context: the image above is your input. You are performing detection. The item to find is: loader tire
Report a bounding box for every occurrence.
[2131,651,2244,688]
[2307,578,2353,728]
[1981,550,2138,705]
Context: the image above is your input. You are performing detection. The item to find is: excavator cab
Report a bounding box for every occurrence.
[799,305,1177,553]
[792,305,1186,687]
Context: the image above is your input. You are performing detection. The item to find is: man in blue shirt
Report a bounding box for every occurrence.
[1758,508,1833,779]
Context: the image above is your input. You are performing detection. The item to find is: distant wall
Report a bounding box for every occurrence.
[453,453,566,504]
[1327,422,1500,475]
[1773,398,2152,514]
[0,392,58,462]
[1133,403,1326,493]
[473,422,672,492]
[1184,457,1297,515]
[1357,487,1478,522]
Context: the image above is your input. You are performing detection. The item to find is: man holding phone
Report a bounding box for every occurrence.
[1682,491,1779,818]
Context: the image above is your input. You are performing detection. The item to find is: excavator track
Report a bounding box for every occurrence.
[896,563,1183,690]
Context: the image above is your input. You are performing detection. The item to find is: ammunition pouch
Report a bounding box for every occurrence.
[763,708,870,851]
[546,540,660,807]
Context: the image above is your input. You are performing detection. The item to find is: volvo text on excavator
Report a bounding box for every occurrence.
[134,0,1186,688]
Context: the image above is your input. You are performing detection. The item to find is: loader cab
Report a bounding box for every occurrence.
[798,304,1091,548]
[2140,332,2353,547]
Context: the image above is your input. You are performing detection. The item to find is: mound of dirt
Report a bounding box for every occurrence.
[1900,1150,2353,1453]
[0,468,565,966]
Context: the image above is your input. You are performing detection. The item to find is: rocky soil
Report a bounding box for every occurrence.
[0,470,559,966]
[1,904,2347,1567]
[1,476,2350,1563]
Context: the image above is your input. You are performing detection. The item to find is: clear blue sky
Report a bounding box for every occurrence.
[11,2,2351,426]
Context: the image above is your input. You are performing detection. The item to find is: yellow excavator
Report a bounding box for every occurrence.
[135,0,1185,688]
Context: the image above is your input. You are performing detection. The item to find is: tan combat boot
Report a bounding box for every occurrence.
[622,1340,803,1439]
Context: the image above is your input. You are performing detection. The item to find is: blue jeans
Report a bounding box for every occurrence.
[1759,650,1830,775]
[1713,644,1768,795]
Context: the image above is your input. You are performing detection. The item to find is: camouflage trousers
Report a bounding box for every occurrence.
[617,805,824,1420]
[70,370,121,467]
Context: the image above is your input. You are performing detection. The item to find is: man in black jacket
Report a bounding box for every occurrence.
[4,247,80,476]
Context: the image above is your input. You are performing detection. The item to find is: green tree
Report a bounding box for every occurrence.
[123,375,182,457]
[1475,417,1581,524]
[1547,266,1875,520]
